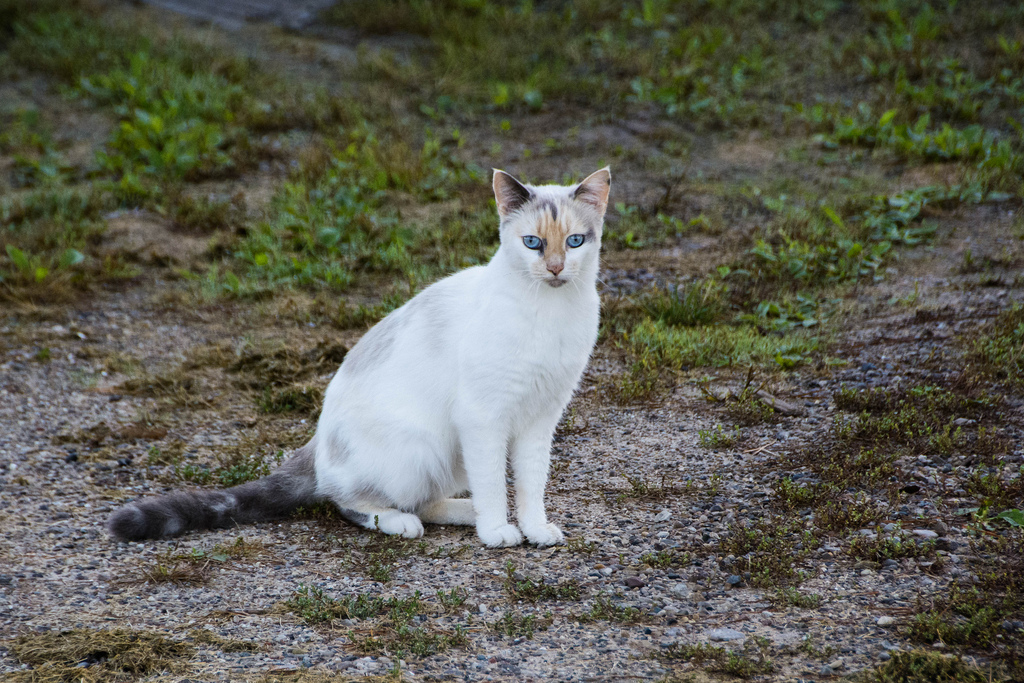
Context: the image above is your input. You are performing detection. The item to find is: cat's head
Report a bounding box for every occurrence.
[492,167,610,289]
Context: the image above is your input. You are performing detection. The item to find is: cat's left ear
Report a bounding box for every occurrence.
[573,167,611,217]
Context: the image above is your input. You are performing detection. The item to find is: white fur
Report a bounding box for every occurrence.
[313,169,610,547]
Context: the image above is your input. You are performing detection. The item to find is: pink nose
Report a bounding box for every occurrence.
[547,261,564,276]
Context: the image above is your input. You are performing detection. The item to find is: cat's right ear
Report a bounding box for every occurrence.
[493,170,532,217]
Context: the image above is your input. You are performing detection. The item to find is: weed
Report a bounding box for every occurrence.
[697,424,741,449]
[657,641,774,679]
[772,588,822,609]
[721,518,815,588]
[854,649,997,683]
[772,477,829,511]
[849,533,936,563]
[566,537,598,555]
[580,595,646,624]
[492,612,546,640]
[436,588,468,613]
[969,305,1024,386]
[504,562,582,603]
[639,550,691,570]
[615,472,677,503]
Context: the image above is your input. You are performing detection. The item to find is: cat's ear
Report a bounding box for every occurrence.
[493,170,533,217]
[573,167,611,216]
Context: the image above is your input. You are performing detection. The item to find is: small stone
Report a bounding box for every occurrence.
[725,575,744,587]
[478,603,487,614]
[928,520,949,536]
[879,652,891,662]
[820,665,834,676]
[671,583,692,599]
[827,659,844,670]
[624,576,646,588]
[1001,620,1024,632]
[854,560,880,570]
[882,559,899,570]
[877,616,895,627]
[706,628,745,642]
[912,529,938,539]
[600,567,614,576]
[654,509,672,523]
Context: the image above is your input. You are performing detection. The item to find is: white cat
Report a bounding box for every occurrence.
[108,167,610,547]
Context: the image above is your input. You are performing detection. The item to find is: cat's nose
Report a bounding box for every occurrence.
[547,261,564,276]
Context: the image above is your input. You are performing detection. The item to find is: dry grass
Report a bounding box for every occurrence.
[6,629,193,682]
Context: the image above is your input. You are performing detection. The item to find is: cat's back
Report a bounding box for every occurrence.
[335,265,484,383]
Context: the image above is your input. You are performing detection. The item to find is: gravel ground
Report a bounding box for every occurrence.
[3,257,1021,682]
[2,2,1023,681]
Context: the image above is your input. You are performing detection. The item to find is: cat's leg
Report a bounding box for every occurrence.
[417,498,476,526]
[334,503,424,539]
[459,426,523,547]
[511,414,564,547]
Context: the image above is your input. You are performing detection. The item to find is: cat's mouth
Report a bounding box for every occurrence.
[546,277,566,288]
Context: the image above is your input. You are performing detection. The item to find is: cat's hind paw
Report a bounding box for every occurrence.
[477,523,524,548]
[523,523,565,547]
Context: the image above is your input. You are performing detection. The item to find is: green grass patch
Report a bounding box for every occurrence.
[503,562,582,603]
[721,517,815,588]
[657,641,774,679]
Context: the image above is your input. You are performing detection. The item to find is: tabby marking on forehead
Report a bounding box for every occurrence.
[535,202,567,260]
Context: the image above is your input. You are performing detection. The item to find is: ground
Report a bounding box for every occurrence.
[1,1,1023,682]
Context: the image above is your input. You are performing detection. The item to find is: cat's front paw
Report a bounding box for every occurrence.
[523,523,565,547]
[477,523,524,548]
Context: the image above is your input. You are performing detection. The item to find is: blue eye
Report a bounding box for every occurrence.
[522,235,542,250]
[566,234,585,248]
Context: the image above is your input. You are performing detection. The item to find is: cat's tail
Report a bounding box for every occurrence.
[107,438,321,542]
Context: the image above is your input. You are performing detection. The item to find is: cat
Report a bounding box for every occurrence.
[108,167,611,548]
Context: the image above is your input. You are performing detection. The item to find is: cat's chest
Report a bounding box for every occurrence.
[475,295,598,378]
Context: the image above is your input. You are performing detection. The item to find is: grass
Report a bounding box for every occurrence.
[721,518,815,588]
[579,595,646,624]
[697,424,741,449]
[657,641,774,679]
[852,650,1000,683]
[969,305,1024,386]
[503,562,582,603]
[491,612,548,640]
[6,628,193,681]
[285,584,467,657]
[771,588,822,609]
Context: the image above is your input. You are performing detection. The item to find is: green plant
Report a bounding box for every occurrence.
[698,424,741,448]
[504,562,582,603]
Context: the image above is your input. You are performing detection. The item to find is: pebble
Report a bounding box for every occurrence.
[671,583,692,599]
[911,529,938,539]
[876,616,895,627]
[653,509,672,522]
[706,628,745,642]
[624,577,646,588]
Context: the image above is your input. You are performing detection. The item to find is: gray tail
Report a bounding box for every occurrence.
[107,438,320,542]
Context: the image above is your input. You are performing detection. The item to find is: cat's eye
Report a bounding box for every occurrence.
[566,234,585,248]
[522,235,542,250]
